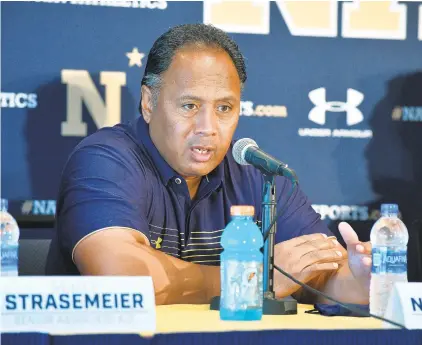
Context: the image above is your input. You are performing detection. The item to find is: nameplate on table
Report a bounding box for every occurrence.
[0,276,156,334]
[383,282,422,329]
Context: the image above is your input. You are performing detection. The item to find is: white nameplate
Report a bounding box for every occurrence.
[0,276,156,334]
[383,282,422,329]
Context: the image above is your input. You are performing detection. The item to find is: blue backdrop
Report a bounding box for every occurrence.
[2,0,422,243]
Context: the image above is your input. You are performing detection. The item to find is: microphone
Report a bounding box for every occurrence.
[232,138,298,183]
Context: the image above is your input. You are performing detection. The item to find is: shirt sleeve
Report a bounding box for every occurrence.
[273,175,333,243]
[56,136,151,259]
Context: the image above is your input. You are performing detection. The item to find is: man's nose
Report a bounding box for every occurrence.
[194,106,218,136]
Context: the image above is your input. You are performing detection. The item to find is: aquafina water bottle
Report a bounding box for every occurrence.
[1,199,20,276]
[370,203,408,317]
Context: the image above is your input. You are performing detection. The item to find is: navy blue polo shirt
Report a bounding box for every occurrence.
[46,116,332,275]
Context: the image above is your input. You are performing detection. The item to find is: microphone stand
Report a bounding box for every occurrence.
[260,174,297,315]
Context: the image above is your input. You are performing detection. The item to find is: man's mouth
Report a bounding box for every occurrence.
[190,146,215,162]
[193,148,210,154]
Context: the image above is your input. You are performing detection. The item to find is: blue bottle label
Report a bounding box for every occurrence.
[372,247,407,274]
[1,244,18,267]
[221,260,263,311]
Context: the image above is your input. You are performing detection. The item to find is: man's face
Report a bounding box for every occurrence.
[142,46,241,179]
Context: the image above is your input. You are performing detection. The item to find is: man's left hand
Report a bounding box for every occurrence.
[338,222,372,291]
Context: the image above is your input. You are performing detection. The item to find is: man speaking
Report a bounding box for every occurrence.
[47,24,371,306]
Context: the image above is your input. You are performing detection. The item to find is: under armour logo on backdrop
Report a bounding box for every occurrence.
[308,88,364,126]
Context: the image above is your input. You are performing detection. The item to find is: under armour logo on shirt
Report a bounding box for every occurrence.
[154,237,163,249]
[308,88,364,126]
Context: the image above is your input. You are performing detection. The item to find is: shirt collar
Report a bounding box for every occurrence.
[135,115,224,188]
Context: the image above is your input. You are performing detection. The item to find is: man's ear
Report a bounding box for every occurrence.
[141,85,154,123]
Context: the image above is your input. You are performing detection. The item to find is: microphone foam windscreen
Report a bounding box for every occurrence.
[232,138,258,165]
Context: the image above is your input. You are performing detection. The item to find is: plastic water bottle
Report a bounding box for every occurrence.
[220,205,263,321]
[370,203,408,317]
[0,199,20,276]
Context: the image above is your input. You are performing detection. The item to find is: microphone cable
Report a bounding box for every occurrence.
[261,180,407,329]
[274,263,406,329]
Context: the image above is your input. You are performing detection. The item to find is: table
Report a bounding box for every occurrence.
[155,303,382,332]
[3,304,422,345]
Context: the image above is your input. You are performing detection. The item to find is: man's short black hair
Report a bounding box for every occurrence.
[139,23,247,111]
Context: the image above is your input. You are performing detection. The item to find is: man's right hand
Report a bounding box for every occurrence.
[273,233,345,298]
[74,227,221,305]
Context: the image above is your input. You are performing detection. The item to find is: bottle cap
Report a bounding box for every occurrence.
[381,203,398,215]
[230,205,255,216]
[0,199,8,212]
